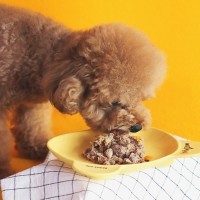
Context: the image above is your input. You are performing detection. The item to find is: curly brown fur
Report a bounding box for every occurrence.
[0,4,166,178]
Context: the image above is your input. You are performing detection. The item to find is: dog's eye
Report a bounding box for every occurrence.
[111,101,127,109]
[112,101,121,106]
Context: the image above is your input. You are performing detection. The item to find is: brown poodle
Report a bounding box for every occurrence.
[0,4,166,178]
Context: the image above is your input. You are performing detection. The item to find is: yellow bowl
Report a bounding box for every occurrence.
[47,128,200,180]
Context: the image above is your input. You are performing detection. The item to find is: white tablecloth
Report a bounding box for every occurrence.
[1,153,200,200]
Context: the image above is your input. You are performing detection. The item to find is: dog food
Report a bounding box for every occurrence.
[83,132,145,165]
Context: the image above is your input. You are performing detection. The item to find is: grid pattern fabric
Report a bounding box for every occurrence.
[1,153,200,200]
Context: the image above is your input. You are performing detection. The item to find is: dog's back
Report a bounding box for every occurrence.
[0,4,70,107]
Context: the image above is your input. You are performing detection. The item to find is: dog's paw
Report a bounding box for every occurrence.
[0,167,15,179]
[16,141,49,160]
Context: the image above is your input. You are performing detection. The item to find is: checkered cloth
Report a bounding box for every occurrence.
[1,152,200,200]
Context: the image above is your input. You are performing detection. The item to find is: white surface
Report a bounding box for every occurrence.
[1,152,200,200]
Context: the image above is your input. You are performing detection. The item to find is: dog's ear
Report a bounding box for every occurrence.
[51,77,84,114]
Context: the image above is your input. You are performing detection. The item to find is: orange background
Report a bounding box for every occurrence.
[1,1,200,198]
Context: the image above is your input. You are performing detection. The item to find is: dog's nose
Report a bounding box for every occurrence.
[129,123,142,133]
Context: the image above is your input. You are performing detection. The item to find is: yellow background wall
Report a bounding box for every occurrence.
[1,0,200,141]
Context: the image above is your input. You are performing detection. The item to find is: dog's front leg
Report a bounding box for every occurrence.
[11,102,52,160]
[0,108,13,179]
